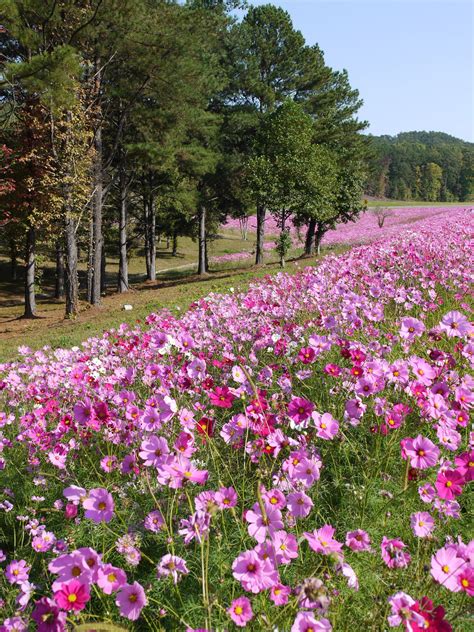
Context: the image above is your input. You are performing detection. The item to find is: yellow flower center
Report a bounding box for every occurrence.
[446,481,452,487]
[68,593,77,603]
[234,606,243,615]
[461,578,469,588]
[98,502,107,510]
[129,593,138,603]
[107,573,117,583]
[442,565,450,573]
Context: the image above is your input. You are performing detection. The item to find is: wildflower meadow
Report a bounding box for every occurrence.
[0,208,473,631]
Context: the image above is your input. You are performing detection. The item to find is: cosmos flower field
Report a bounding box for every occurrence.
[0,209,473,631]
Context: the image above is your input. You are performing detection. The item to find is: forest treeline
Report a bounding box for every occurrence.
[0,0,369,318]
[366,131,474,202]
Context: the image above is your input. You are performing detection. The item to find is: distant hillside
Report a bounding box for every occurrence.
[366,131,474,201]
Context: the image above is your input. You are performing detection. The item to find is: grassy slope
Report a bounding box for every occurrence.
[0,247,347,363]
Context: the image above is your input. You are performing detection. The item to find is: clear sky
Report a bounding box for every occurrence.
[247,0,474,141]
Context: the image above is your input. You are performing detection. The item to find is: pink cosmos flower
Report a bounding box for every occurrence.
[144,509,164,533]
[232,549,279,593]
[163,457,208,488]
[291,611,332,631]
[54,579,90,612]
[115,581,147,621]
[430,545,466,591]
[270,583,291,605]
[139,436,169,467]
[439,310,472,338]
[410,512,435,538]
[292,457,321,488]
[49,552,92,591]
[304,525,343,555]
[5,560,30,585]
[435,469,464,500]
[262,488,286,509]
[288,397,314,424]
[157,554,189,584]
[387,591,419,628]
[215,486,238,509]
[345,529,371,552]
[246,502,283,543]
[286,491,314,518]
[62,485,87,504]
[419,482,437,503]
[400,317,425,340]
[312,412,339,440]
[82,488,115,523]
[272,530,298,565]
[97,564,127,595]
[403,435,439,469]
[227,596,253,627]
[380,536,411,569]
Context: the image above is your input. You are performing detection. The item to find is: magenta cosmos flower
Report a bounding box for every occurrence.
[209,386,235,408]
[232,549,278,593]
[345,529,371,552]
[82,487,115,523]
[54,579,90,612]
[31,596,67,632]
[403,435,439,469]
[381,537,411,569]
[457,566,474,596]
[288,397,314,424]
[435,469,464,500]
[227,596,254,627]
[115,581,147,621]
[410,512,435,538]
[303,525,343,555]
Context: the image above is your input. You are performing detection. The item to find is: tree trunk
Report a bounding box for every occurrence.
[55,241,65,300]
[304,218,316,256]
[315,222,325,256]
[101,245,106,294]
[198,206,207,275]
[91,121,103,305]
[118,165,129,293]
[172,230,178,256]
[86,213,93,303]
[149,194,156,281]
[90,54,103,305]
[144,191,151,279]
[255,204,265,265]
[64,215,79,317]
[24,226,36,318]
[9,239,18,281]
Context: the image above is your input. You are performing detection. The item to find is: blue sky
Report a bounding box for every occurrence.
[247,0,474,141]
